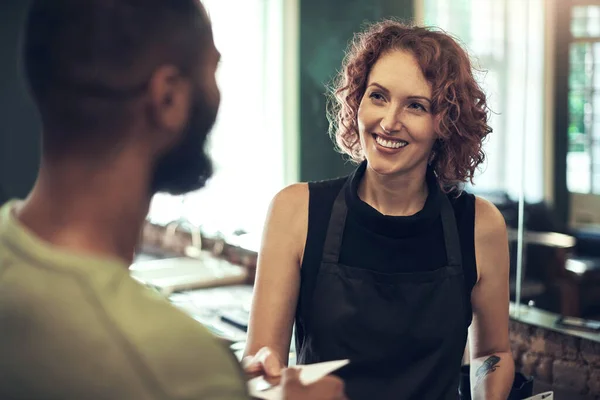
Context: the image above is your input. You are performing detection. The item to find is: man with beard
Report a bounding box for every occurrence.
[0,1,346,399]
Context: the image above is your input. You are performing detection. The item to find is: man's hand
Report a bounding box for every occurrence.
[281,368,347,400]
[243,346,347,399]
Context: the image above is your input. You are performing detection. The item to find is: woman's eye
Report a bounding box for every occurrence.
[369,92,385,102]
[409,102,427,112]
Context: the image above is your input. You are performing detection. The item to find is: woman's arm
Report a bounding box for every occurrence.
[243,183,309,371]
[469,197,515,400]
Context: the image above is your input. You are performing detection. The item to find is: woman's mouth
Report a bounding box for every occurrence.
[372,134,408,150]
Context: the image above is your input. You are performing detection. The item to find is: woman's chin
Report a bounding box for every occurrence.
[365,152,426,178]
[365,158,406,176]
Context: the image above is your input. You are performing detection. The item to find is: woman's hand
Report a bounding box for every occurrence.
[242,346,284,378]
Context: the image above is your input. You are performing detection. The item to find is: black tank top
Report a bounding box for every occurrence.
[299,162,477,322]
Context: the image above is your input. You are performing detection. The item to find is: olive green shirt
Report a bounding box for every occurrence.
[0,201,248,399]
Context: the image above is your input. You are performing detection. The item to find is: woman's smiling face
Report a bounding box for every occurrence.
[357,50,437,177]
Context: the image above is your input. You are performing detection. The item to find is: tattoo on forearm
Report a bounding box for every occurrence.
[474,355,501,387]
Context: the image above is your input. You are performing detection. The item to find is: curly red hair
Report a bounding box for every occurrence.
[327,19,491,190]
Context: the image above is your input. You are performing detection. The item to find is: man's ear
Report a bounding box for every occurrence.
[147,65,192,147]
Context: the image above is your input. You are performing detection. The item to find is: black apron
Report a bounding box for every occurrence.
[296,177,469,400]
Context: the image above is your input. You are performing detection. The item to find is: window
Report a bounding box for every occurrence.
[420,0,546,203]
[147,0,293,236]
[567,5,600,194]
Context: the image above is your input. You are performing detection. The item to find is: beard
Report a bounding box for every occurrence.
[150,89,218,196]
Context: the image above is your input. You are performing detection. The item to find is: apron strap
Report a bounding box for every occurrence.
[299,178,349,331]
[321,181,463,268]
[440,193,463,267]
[321,179,350,264]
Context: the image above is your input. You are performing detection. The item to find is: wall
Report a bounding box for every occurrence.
[0,0,40,200]
[510,320,600,399]
[298,0,414,181]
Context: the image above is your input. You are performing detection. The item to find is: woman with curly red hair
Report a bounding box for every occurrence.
[244,20,514,400]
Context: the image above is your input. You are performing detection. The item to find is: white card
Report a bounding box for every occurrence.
[248,359,350,400]
[523,392,553,400]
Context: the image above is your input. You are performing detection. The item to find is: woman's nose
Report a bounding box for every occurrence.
[380,109,403,134]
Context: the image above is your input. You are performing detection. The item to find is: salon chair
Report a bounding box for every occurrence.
[508,229,576,314]
[564,226,600,318]
[495,197,577,315]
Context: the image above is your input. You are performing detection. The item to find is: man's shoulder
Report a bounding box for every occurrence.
[0,254,248,399]
[97,277,249,398]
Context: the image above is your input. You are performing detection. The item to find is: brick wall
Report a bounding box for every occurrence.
[510,320,600,398]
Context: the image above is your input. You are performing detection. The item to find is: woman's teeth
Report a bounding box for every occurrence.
[375,135,408,149]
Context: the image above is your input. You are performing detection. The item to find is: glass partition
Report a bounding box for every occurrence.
[420,0,547,317]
